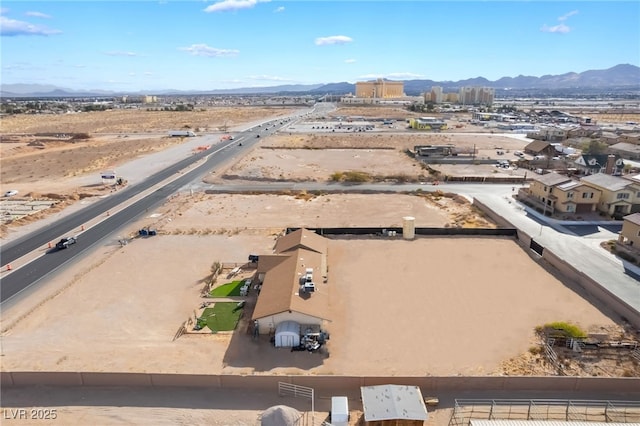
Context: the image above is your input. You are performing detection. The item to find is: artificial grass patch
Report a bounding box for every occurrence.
[197,303,244,332]
[209,280,244,297]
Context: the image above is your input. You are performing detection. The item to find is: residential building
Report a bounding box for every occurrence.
[252,229,330,336]
[573,154,624,175]
[525,172,600,215]
[619,213,640,247]
[609,142,640,161]
[355,78,404,99]
[581,173,640,217]
[528,125,568,142]
[523,140,556,158]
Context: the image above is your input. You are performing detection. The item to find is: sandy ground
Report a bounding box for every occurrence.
[0,193,617,376]
[1,106,637,425]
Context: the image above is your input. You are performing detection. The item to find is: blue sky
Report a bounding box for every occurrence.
[1,1,639,92]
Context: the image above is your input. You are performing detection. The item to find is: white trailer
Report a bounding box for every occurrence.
[168,130,196,137]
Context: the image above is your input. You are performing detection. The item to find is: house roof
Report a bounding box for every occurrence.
[361,385,428,421]
[253,232,330,322]
[532,172,573,187]
[274,228,328,254]
[623,213,640,226]
[581,173,631,191]
[610,142,640,154]
[556,180,582,191]
[524,140,553,153]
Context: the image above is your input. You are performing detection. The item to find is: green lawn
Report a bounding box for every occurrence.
[209,280,244,297]
[197,303,244,332]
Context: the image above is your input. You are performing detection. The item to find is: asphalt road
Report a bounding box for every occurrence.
[0,119,289,304]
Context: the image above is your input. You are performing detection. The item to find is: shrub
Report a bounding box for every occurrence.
[543,321,587,339]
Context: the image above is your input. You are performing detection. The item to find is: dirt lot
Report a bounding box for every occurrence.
[1,106,638,424]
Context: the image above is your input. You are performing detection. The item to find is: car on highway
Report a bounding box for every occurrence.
[56,236,77,249]
[256,134,260,138]
[3,189,18,197]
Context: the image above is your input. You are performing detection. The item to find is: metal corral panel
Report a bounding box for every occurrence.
[470,422,640,426]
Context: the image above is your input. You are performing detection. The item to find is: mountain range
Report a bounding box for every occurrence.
[1,64,638,98]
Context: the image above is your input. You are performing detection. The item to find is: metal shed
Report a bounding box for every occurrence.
[360,384,428,425]
[275,321,300,348]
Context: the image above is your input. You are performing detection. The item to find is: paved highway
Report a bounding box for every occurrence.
[0,117,294,304]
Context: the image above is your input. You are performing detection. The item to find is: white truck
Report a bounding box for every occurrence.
[168,130,196,137]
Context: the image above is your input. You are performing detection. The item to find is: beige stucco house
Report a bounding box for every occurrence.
[252,229,330,335]
[581,173,640,218]
[526,172,600,215]
[619,213,640,248]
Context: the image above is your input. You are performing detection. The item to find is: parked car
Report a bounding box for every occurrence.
[56,236,77,249]
[3,189,18,197]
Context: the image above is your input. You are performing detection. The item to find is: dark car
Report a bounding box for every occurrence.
[256,134,260,138]
[56,236,77,249]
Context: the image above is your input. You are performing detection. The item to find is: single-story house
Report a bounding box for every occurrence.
[523,140,556,158]
[252,229,330,339]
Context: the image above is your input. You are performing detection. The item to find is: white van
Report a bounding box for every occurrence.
[331,396,349,426]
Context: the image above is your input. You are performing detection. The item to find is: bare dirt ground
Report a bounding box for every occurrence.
[1,106,638,425]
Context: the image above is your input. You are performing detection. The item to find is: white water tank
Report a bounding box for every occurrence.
[402,216,415,240]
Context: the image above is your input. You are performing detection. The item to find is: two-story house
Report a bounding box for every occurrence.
[618,213,640,248]
[573,154,624,176]
[580,173,640,218]
[526,172,600,215]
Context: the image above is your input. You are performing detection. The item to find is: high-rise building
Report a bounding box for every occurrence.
[458,87,494,105]
[430,86,443,104]
[355,78,404,98]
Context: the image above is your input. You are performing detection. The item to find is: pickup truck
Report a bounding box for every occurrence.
[56,236,77,249]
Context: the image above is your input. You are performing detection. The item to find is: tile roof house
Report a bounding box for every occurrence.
[252,229,330,335]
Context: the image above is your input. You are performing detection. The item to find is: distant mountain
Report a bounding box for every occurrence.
[1,64,638,98]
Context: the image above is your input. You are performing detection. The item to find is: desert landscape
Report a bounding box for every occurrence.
[1,105,639,425]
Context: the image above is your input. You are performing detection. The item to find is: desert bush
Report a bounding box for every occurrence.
[542,321,587,339]
[329,172,344,182]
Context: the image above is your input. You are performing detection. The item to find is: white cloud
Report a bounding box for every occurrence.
[358,72,422,80]
[248,74,289,82]
[204,0,270,13]
[315,35,353,46]
[104,51,138,57]
[274,6,285,13]
[180,44,239,57]
[359,73,383,79]
[387,72,424,79]
[558,10,578,21]
[0,15,61,36]
[540,23,570,34]
[344,58,356,64]
[25,11,52,19]
[541,10,577,33]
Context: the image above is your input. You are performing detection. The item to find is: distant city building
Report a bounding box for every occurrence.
[121,95,157,104]
[355,78,404,99]
[430,86,443,103]
[458,86,494,105]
